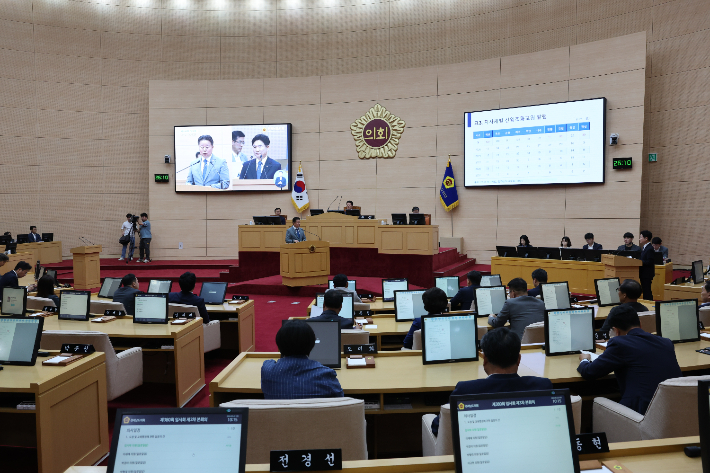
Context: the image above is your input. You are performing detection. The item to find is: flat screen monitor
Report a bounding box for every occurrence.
[544,308,595,356]
[16,234,28,244]
[0,235,9,245]
[616,250,641,258]
[41,233,53,242]
[451,389,579,473]
[58,290,91,321]
[5,243,17,254]
[474,286,507,316]
[409,214,426,225]
[516,246,534,258]
[693,260,705,284]
[253,216,283,225]
[98,277,122,299]
[541,282,571,310]
[200,282,228,305]
[421,314,479,364]
[560,248,584,261]
[107,408,249,473]
[310,209,324,216]
[45,269,57,285]
[394,290,427,322]
[174,123,291,192]
[148,279,173,294]
[327,210,345,214]
[315,293,325,307]
[134,294,169,324]
[436,277,460,297]
[345,209,360,217]
[595,278,620,307]
[287,319,341,369]
[1,287,27,317]
[535,247,561,260]
[653,252,664,265]
[496,246,518,257]
[0,317,44,366]
[480,274,502,287]
[391,213,407,225]
[328,279,356,291]
[382,278,408,302]
[655,299,700,343]
[338,293,354,320]
[464,97,605,188]
[582,249,605,262]
[698,380,710,473]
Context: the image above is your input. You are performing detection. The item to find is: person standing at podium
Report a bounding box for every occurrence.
[285,217,306,243]
[28,226,42,242]
[638,230,655,301]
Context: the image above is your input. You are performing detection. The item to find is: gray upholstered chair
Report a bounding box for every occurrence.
[220,398,367,463]
[89,299,126,314]
[521,321,545,344]
[593,375,710,442]
[412,329,422,350]
[40,331,143,401]
[699,307,710,327]
[341,329,369,351]
[354,302,370,311]
[169,303,221,353]
[26,296,55,311]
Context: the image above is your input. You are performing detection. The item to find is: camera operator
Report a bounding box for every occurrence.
[137,212,152,263]
[119,214,137,262]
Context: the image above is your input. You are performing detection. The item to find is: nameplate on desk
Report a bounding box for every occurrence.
[172,312,195,319]
[43,306,58,313]
[60,343,95,355]
[232,295,249,301]
[594,331,610,341]
[104,309,125,317]
[575,432,609,455]
[344,343,377,355]
[270,449,342,472]
[354,309,374,317]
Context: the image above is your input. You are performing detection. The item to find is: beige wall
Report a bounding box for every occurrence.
[1,0,707,264]
[149,33,645,263]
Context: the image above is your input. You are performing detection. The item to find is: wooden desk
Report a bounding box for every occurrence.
[664,281,705,302]
[17,241,63,264]
[205,300,256,353]
[42,316,205,407]
[1,352,108,473]
[307,297,395,316]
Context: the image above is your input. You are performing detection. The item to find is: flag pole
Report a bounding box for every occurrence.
[449,154,454,237]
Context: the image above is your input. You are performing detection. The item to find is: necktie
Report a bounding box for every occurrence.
[257,161,262,179]
[202,159,208,182]
[297,228,300,239]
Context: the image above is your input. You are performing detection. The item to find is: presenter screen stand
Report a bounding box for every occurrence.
[280,241,330,287]
[71,245,102,290]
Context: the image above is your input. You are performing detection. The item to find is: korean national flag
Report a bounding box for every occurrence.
[291,165,309,213]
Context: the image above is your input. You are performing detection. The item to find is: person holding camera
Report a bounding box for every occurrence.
[137,213,152,263]
[119,214,137,261]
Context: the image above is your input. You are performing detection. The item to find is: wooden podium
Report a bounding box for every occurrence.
[602,254,642,283]
[71,245,102,290]
[280,241,330,287]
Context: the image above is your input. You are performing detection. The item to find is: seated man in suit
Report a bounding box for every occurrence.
[261,320,344,399]
[450,270,481,311]
[411,206,419,213]
[345,200,354,211]
[700,280,710,308]
[431,327,552,435]
[403,287,449,349]
[0,261,36,292]
[582,232,602,250]
[185,135,230,189]
[598,279,648,336]
[285,217,306,243]
[0,253,8,270]
[112,273,143,316]
[488,278,545,338]
[578,305,682,414]
[28,226,42,242]
[527,268,547,297]
[327,273,361,303]
[651,237,669,260]
[168,271,209,322]
[239,134,281,180]
[274,207,286,225]
[310,291,354,329]
[617,232,641,252]
[638,230,655,300]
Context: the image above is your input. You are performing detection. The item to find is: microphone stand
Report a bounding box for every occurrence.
[303,230,322,241]
[176,159,202,174]
[326,195,339,212]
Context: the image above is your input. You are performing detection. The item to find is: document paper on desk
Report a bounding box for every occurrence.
[309,306,324,318]
[581,351,599,362]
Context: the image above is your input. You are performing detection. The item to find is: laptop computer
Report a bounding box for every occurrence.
[200,282,228,305]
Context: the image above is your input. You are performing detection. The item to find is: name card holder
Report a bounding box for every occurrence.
[270,449,342,472]
[43,306,58,313]
[344,343,377,355]
[104,309,126,317]
[61,343,95,355]
[232,295,250,301]
[172,312,196,319]
[575,432,609,455]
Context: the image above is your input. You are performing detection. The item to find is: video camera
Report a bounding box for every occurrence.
[130,215,140,224]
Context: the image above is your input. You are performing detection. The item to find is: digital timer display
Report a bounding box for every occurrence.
[154,173,170,183]
[612,158,632,170]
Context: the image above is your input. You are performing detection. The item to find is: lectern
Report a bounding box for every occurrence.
[602,254,642,283]
[71,245,102,289]
[280,241,330,287]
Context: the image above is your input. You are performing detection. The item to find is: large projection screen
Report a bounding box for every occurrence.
[464,98,606,187]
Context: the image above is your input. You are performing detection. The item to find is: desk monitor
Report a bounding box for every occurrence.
[560,247,583,261]
[339,293,354,320]
[41,233,53,242]
[0,235,9,245]
[409,213,426,225]
[436,277,460,297]
[253,216,283,225]
[1,286,27,317]
[693,260,705,284]
[394,290,427,322]
[540,282,571,310]
[544,308,595,356]
[495,246,518,257]
[134,294,169,324]
[655,299,700,343]
[0,317,44,366]
[16,234,28,244]
[358,215,375,220]
[98,277,122,299]
[616,250,641,259]
[281,319,341,369]
[107,407,249,473]
[421,314,479,364]
[45,269,57,285]
[652,252,664,265]
[474,286,506,317]
[5,242,17,254]
[345,209,361,217]
[315,293,325,307]
[37,266,46,281]
[581,249,605,262]
[382,278,408,302]
[327,210,345,214]
[516,246,534,258]
[535,247,561,260]
[328,279,356,291]
[391,213,407,225]
[58,290,91,321]
[595,278,620,307]
[698,380,710,473]
[200,282,228,305]
[480,274,502,287]
[148,279,173,294]
[451,389,579,473]
[310,209,324,216]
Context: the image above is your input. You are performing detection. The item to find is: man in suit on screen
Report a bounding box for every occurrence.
[185,135,230,189]
[239,134,281,180]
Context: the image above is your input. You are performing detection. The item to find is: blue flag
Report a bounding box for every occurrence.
[440,157,459,211]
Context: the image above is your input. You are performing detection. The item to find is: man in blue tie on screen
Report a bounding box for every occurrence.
[285,217,306,243]
[238,134,282,180]
[185,135,230,189]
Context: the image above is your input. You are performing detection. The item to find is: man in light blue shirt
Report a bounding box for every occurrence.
[185,135,230,189]
[231,130,248,164]
[137,213,152,263]
[285,217,306,243]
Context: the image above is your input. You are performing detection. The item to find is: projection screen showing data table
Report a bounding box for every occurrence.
[464,98,606,187]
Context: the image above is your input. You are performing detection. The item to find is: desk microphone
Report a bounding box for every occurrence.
[337,196,343,211]
[326,195,339,212]
[303,230,322,241]
[176,158,201,174]
[79,236,95,246]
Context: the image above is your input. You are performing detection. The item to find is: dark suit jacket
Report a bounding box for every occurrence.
[583,243,603,250]
[432,373,553,435]
[639,244,656,280]
[278,216,286,225]
[28,233,42,242]
[617,244,641,252]
[450,285,478,311]
[598,301,649,335]
[310,309,353,329]
[577,328,681,414]
[527,285,542,297]
[239,157,281,180]
[168,291,209,323]
[0,270,19,288]
[112,287,143,316]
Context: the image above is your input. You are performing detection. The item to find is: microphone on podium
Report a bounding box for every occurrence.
[326,195,339,212]
[303,229,322,241]
[176,158,201,174]
[337,196,343,211]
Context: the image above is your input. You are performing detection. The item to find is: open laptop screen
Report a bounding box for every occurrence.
[655,299,700,343]
[394,290,427,322]
[541,282,571,310]
[134,294,169,324]
[1,286,27,317]
[436,277,460,297]
[595,278,620,307]
[58,290,91,321]
[480,274,502,287]
[421,314,479,364]
[0,317,43,365]
[474,286,506,316]
[544,308,595,356]
[107,408,249,473]
[382,278,408,302]
[148,280,173,294]
[98,277,122,298]
[200,282,228,305]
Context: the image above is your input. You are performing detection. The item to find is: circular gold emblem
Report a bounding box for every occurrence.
[309,245,316,253]
[350,104,405,159]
